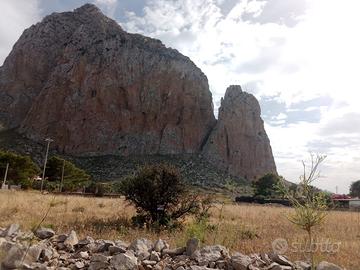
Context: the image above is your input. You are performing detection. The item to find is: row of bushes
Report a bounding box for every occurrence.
[235,196,291,206]
[0,150,90,192]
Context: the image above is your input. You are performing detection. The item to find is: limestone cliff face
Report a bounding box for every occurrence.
[0,4,216,155]
[203,85,276,180]
[0,4,276,180]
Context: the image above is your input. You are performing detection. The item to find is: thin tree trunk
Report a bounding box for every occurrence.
[308,229,315,270]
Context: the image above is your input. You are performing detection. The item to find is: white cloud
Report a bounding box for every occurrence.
[275,112,287,120]
[93,0,118,17]
[242,0,267,17]
[0,0,40,65]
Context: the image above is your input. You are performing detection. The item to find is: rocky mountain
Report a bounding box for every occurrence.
[0,4,276,182]
[0,4,215,156]
[203,86,276,180]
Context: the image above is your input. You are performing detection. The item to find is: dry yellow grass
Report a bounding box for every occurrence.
[0,190,359,269]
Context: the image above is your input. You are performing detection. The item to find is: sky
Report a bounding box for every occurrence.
[1,0,360,193]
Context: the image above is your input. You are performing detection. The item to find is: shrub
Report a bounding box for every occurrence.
[185,195,215,242]
[19,179,33,190]
[193,195,214,223]
[0,150,40,187]
[86,182,112,196]
[186,219,209,242]
[253,173,281,198]
[119,163,199,227]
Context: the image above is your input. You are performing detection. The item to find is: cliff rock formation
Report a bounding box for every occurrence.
[0,4,215,155]
[0,4,276,181]
[203,86,276,180]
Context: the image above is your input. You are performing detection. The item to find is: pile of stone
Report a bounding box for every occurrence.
[0,224,342,270]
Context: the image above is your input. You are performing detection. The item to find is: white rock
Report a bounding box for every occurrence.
[129,238,153,260]
[79,251,89,259]
[129,238,153,253]
[150,251,161,262]
[216,260,227,269]
[4,223,20,237]
[268,264,292,270]
[75,261,85,269]
[1,244,24,269]
[193,245,229,263]
[64,230,78,249]
[294,261,311,270]
[231,253,252,270]
[317,261,342,270]
[154,239,167,252]
[269,254,293,267]
[24,262,48,270]
[27,245,43,262]
[41,247,54,261]
[110,253,138,270]
[115,240,129,249]
[143,260,157,265]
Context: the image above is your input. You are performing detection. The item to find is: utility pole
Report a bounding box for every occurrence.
[40,138,53,192]
[2,163,9,188]
[60,159,65,193]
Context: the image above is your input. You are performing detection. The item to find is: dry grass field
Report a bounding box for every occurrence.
[0,190,359,269]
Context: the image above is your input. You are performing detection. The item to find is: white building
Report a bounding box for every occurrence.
[349,199,360,210]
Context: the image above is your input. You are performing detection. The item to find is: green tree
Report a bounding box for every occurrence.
[253,173,281,198]
[0,150,40,187]
[350,180,360,197]
[45,156,90,192]
[119,163,199,227]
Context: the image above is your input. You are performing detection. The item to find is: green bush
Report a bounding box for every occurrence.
[119,163,200,228]
[86,182,113,197]
[186,219,209,242]
[253,173,281,198]
[0,150,40,187]
[20,179,34,190]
